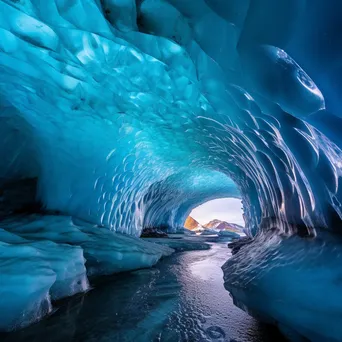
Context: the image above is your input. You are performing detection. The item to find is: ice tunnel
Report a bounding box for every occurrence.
[1,0,342,340]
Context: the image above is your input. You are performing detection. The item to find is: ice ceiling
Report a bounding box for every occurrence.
[3,0,342,338]
[1,0,342,238]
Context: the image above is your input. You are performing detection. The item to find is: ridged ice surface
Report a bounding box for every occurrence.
[0,215,173,331]
[2,0,342,337]
[2,0,342,236]
[1,242,286,342]
[223,231,342,341]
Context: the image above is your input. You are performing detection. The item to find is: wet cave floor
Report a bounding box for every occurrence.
[1,238,286,342]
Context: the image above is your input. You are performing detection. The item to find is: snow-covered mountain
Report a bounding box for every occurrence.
[184,216,244,235]
[203,220,244,233]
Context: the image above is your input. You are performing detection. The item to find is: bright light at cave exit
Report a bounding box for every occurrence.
[190,198,245,227]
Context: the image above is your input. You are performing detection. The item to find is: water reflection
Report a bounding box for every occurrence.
[1,241,286,342]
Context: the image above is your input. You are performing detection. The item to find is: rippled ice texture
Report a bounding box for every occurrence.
[2,0,342,235]
[0,215,172,331]
[2,0,342,338]
[223,230,342,342]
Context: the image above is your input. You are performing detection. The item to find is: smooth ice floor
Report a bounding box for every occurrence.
[1,241,286,342]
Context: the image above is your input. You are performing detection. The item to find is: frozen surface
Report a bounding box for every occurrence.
[2,215,173,276]
[0,241,55,332]
[0,226,89,331]
[223,231,342,342]
[218,230,241,239]
[0,215,173,331]
[2,0,342,338]
[1,241,286,342]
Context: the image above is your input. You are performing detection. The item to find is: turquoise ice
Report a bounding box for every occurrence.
[1,1,342,340]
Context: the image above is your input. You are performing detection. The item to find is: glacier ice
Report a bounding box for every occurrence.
[223,230,342,342]
[1,0,342,339]
[0,0,339,236]
[0,215,173,331]
[218,230,240,239]
[0,240,55,331]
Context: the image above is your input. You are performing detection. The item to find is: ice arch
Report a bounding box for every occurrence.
[140,170,240,232]
[1,0,341,238]
[1,0,342,339]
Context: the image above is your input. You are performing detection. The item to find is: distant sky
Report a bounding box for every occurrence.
[190,198,244,226]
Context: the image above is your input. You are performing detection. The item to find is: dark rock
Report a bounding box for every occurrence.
[140,227,168,238]
[228,236,253,255]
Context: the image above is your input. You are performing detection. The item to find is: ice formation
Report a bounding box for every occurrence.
[223,231,342,342]
[0,215,173,331]
[1,0,342,339]
[218,230,240,239]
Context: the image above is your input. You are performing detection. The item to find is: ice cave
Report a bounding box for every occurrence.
[1,0,342,341]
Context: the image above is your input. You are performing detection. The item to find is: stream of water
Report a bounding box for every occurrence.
[2,239,286,342]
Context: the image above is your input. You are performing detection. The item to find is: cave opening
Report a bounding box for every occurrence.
[1,0,342,341]
[188,197,245,228]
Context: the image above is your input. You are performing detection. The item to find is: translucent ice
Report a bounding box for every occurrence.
[1,0,341,238]
[0,241,55,331]
[0,215,173,331]
[1,215,173,278]
[0,227,89,301]
[223,231,342,342]
[1,0,342,338]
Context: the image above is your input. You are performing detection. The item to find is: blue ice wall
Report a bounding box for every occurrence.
[140,170,240,231]
[1,0,342,237]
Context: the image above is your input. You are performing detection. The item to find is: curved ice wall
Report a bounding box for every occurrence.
[1,0,342,238]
